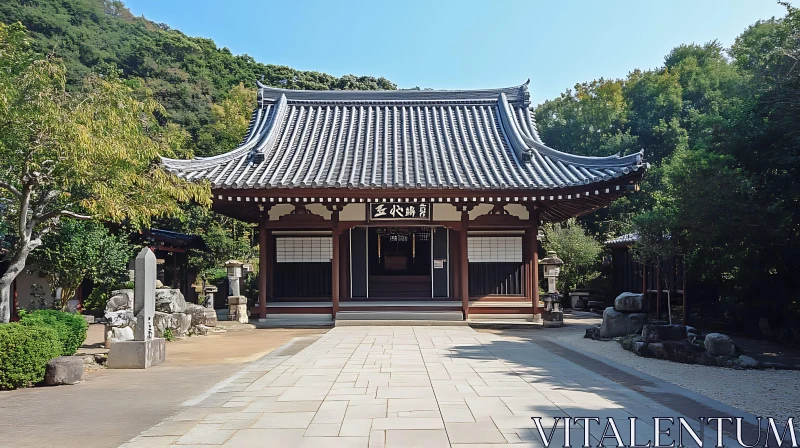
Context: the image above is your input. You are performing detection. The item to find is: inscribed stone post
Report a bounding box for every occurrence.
[134,247,156,341]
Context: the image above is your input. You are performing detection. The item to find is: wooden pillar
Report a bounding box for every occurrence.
[339,230,348,302]
[459,208,469,319]
[258,221,268,320]
[526,208,540,317]
[682,257,688,325]
[451,230,460,300]
[332,208,340,319]
[655,267,662,319]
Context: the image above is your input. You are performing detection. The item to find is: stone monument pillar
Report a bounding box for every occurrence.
[108,247,166,369]
[225,260,248,323]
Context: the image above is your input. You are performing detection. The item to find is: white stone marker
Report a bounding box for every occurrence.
[108,247,166,369]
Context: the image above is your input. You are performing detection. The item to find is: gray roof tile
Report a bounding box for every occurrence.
[162,82,645,191]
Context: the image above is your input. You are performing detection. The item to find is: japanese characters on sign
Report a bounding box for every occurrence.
[369,202,431,221]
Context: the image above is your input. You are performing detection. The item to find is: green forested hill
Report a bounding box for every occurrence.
[0,0,395,156]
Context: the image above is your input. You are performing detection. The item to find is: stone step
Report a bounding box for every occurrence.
[335,310,464,321]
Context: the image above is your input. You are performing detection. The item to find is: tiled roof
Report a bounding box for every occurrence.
[162,82,645,191]
[606,233,639,246]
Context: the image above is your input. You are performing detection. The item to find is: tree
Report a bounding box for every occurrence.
[630,206,683,323]
[29,220,131,310]
[0,23,210,322]
[196,83,257,156]
[541,219,603,300]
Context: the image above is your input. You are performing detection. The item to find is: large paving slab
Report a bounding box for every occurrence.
[122,326,753,448]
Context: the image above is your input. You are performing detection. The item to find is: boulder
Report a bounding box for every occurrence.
[633,341,649,356]
[645,341,702,364]
[174,313,192,337]
[728,355,760,369]
[104,325,134,348]
[584,326,600,339]
[193,324,212,336]
[104,310,135,328]
[186,303,218,327]
[153,311,193,338]
[105,289,134,312]
[44,356,84,386]
[642,324,688,343]
[155,289,187,314]
[598,307,647,338]
[704,333,735,356]
[614,293,644,312]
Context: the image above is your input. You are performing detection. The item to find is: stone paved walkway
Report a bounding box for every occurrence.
[121,327,744,448]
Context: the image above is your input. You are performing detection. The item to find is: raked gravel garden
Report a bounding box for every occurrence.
[561,330,800,427]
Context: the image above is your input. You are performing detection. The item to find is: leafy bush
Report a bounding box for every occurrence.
[0,323,62,390]
[19,310,88,356]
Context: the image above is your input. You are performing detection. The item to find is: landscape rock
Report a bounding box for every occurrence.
[153,311,193,338]
[104,325,134,348]
[186,303,218,327]
[614,292,644,312]
[105,289,134,312]
[104,310,135,328]
[155,289,187,314]
[645,341,702,364]
[598,307,647,338]
[193,324,212,336]
[174,313,192,336]
[584,326,600,339]
[642,324,688,343]
[705,333,736,356]
[728,355,760,369]
[44,356,84,386]
[633,341,649,356]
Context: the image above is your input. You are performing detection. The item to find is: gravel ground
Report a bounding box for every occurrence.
[560,331,800,425]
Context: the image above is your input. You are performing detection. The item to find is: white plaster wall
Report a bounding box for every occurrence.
[267,204,294,221]
[505,204,530,220]
[340,203,366,221]
[433,204,459,221]
[306,204,331,220]
[468,204,493,220]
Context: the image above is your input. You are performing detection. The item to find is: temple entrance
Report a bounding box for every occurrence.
[368,228,431,298]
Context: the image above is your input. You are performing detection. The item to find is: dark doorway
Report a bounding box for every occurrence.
[368,228,431,298]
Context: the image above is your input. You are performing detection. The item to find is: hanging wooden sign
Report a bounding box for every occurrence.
[369,202,431,221]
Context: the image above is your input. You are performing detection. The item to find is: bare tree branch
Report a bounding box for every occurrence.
[36,209,92,225]
[0,181,22,198]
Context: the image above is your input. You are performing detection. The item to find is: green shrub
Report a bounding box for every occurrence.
[0,323,62,390]
[19,310,88,356]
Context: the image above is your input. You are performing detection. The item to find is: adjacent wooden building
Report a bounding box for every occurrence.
[162,81,646,322]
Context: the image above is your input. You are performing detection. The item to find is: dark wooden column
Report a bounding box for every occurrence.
[258,220,268,320]
[656,267,662,319]
[331,208,340,319]
[526,206,540,316]
[459,207,469,319]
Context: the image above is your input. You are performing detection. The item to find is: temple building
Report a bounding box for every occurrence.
[162,81,646,323]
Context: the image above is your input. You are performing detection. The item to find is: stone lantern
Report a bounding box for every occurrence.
[539,251,564,327]
[224,260,248,324]
[203,285,218,309]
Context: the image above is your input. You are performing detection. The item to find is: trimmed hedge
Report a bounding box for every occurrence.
[0,323,62,390]
[19,310,88,356]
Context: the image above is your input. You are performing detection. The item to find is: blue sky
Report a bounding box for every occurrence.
[126,0,788,105]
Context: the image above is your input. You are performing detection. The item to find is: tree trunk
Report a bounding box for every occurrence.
[0,247,32,323]
[0,283,10,323]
